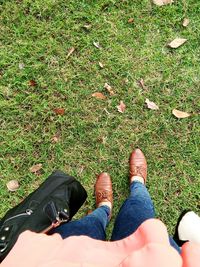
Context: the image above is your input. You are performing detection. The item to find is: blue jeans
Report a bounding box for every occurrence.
[52,181,180,253]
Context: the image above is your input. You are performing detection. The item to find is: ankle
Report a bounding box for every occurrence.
[130,176,145,184]
[98,201,112,210]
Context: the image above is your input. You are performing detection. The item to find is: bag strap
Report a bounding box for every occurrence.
[42,201,69,233]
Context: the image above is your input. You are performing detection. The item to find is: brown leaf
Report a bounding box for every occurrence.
[92,92,106,100]
[117,101,126,113]
[99,136,107,144]
[29,163,43,173]
[168,38,187,48]
[53,108,65,115]
[183,18,190,27]
[128,18,134,23]
[67,47,75,58]
[152,0,173,6]
[145,98,159,110]
[29,80,37,87]
[124,78,129,84]
[138,79,147,90]
[99,62,104,68]
[7,180,20,192]
[172,109,191,118]
[104,83,115,96]
[51,133,60,143]
[93,42,101,49]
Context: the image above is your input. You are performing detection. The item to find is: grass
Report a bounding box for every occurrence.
[0,0,199,236]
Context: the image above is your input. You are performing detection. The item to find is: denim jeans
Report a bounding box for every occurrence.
[52,181,180,253]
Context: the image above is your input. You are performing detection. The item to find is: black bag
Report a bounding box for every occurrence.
[0,170,87,262]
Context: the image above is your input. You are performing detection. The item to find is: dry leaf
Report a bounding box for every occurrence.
[138,79,147,90]
[67,47,75,58]
[183,18,190,27]
[51,136,59,143]
[78,166,85,175]
[104,83,115,96]
[53,108,65,115]
[7,180,20,192]
[99,62,104,68]
[168,38,187,48]
[92,92,106,100]
[117,101,126,113]
[104,108,110,115]
[19,63,25,70]
[124,78,129,84]
[172,109,191,118]
[152,0,173,6]
[128,18,134,23]
[93,42,101,49]
[51,133,60,143]
[102,136,107,144]
[29,80,37,87]
[99,136,107,144]
[29,163,43,173]
[145,98,159,110]
[83,24,92,30]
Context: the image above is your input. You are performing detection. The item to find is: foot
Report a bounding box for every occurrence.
[95,173,113,216]
[129,148,147,184]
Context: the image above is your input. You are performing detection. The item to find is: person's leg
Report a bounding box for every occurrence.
[51,205,110,240]
[111,181,181,253]
[111,148,180,253]
[111,181,155,240]
[52,172,113,241]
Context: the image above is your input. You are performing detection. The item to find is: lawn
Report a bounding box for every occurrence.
[0,0,199,236]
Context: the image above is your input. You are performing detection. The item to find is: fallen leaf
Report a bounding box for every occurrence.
[183,18,190,27]
[168,38,187,48]
[172,109,191,118]
[102,136,107,144]
[93,41,101,49]
[124,78,129,84]
[104,108,110,115]
[145,98,159,110]
[29,163,43,173]
[66,47,75,58]
[53,108,65,115]
[99,62,104,68]
[117,101,126,113]
[92,92,106,100]
[51,136,59,143]
[83,24,92,30]
[152,0,173,6]
[19,63,25,70]
[138,79,147,90]
[78,166,85,175]
[7,180,20,192]
[99,136,107,144]
[29,80,37,87]
[51,133,60,143]
[104,83,115,96]
[128,18,134,23]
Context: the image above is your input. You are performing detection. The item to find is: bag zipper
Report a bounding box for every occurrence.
[4,209,33,223]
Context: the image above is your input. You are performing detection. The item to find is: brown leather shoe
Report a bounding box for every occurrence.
[129,148,147,183]
[95,172,113,213]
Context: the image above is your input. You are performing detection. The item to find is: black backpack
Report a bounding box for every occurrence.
[0,170,87,262]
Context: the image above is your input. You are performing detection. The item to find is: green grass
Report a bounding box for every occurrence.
[0,0,199,236]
